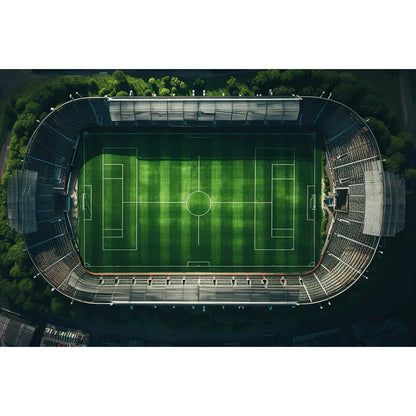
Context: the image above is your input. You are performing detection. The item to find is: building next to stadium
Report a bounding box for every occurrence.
[7,95,406,306]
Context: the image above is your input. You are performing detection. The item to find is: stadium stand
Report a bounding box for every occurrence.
[6,96,406,305]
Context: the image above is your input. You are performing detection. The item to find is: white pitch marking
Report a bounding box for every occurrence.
[123,201,185,204]
[198,154,200,191]
[211,201,271,204]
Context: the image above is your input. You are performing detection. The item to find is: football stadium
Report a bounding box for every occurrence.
[7,96,405,305]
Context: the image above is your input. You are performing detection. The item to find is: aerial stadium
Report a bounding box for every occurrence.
[7,95,406,305]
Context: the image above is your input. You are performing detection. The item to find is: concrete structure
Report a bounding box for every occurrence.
[6,96,406,305]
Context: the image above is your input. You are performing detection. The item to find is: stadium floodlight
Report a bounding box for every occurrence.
[328,92,332,99]
[36,119,41,123]
[69,94,74,100]
[75,91,82,98]
[50,107,55,111]
[129,90,133,96]
[203,90,206,96]
[222,92,225,96]
[320,91,325,97]
[269,89,273,95]
[320,305,323,309]
[192,89,195,96]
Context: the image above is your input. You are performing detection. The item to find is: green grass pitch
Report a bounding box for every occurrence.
[77,126,322,274]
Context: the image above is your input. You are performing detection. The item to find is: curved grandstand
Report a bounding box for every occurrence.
[7,96,405,305]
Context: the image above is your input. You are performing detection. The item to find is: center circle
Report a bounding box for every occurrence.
[186,191,212,216]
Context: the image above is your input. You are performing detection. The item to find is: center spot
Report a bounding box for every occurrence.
[186,191,211,216]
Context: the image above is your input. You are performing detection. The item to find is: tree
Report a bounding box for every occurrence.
[18,278,34,294]
[113,70,127,82]
[25,101,43,117]
[226,76,239,96]
[178,81,187,95]
[251,70,280,94]
[112,70,130,93]
[272,86,295,96]
[331,83,361,106]
[15,98,29,113]
[366,118,391,151]
[12,112,37,138]
[159,88,170,96]
[9,263,25,279]
[116,90,129,96]
[359,93,385,118]
[3,241,25,268]
[88,79,99,94]
[238,85,250,96]
[280,69,308,87]
[148,78,156,91]
[192,78,205,91]
[170,77,180,88]
[404,168,416,179]
[51,297,65,315]
[144,89,153,96]
[386,135,407,155]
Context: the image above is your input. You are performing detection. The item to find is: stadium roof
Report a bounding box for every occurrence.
[363,171,384,236]
[109,96,301,123]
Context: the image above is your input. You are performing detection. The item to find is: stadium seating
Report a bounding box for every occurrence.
[15,96,385,305]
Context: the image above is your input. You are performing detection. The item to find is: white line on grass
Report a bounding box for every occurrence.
[123,201,186,204]
[92,263,313,268]
[198,155,200,191]
[211,201,271,204]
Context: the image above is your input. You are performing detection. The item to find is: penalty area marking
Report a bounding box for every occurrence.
[255,147,295,251]
[101,147,138,252]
